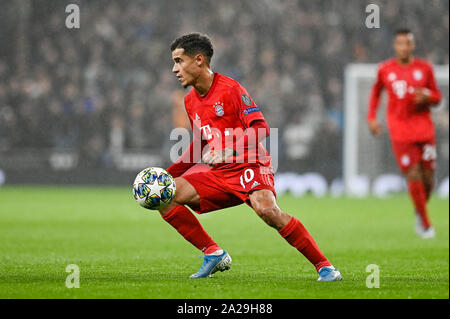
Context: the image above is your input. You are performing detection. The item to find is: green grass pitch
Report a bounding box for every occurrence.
[0,186,448,299]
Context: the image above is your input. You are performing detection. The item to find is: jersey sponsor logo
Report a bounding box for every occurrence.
[241,94,253,106]
[200,124,213,140]
[392,80,407,99]
[213,102,225,117]
[195,113,201,120]
[242,106,260,115]
[413,70,423,81]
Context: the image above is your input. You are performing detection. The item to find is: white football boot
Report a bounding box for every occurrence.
[414,212,436,239]
[317,266,342,282]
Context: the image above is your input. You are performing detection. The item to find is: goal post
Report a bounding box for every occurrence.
[343,63,449,195]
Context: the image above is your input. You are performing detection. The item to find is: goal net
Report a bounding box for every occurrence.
[343,63,449,196]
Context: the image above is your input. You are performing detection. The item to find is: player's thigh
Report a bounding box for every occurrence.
[249,189,278,211]
[419,139,437,173]
[172,177,201,206]
[420,166,435,189]
[183,172,243,214]
[249,189,291,229]
[159,177,200,215]
[220,164,276,202]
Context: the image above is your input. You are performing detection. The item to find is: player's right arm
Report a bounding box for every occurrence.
[367,65,385,137]
[167,116,207,178]
[167,141,195,178]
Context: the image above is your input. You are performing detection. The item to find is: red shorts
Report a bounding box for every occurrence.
[391,137,437,173]
[182,163,276,214]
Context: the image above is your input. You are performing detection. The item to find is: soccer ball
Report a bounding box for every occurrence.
[132,167,176,210]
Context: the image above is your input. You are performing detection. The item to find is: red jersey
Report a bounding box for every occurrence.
[169,72,272,177]
[367,58,442,142]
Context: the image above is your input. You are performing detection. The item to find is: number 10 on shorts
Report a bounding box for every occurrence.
[240,169,255,189]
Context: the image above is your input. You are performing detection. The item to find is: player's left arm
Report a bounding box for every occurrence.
[202,119,269,165]
[202,86,269,166]
[229,85,269,156]
[415,64,442,106]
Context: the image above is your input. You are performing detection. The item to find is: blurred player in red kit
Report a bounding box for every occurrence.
[158,33,341,281]
[367,29,442,238]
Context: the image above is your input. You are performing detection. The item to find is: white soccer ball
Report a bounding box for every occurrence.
[132,167,176,210]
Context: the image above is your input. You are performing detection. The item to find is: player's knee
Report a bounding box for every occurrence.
[255,205,285,229]
[423,170,435,188]
[425,179,434,191]
[172,177,199,204]
[159,178,199,216]
[405,165,422,181]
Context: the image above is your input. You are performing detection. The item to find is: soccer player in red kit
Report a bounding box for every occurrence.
[367,29,442,238]
[158,33,342,281]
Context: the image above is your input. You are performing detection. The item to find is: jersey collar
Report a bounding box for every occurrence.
[394,56,415,67]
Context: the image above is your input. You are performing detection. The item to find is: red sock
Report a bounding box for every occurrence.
[162,206,221,254]
[408,180,432,228]
[278,217,331,271]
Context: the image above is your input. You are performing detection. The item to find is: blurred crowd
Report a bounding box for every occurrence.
[0,0,448,176]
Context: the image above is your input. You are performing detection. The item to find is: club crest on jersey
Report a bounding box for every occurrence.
[213,102,225,117]
[413,70,423,81]
[387,72,397,81]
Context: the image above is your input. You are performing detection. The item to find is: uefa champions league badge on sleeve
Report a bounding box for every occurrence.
[213,102,225,117]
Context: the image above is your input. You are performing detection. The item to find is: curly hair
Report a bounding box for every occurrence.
[170,33,214,64]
